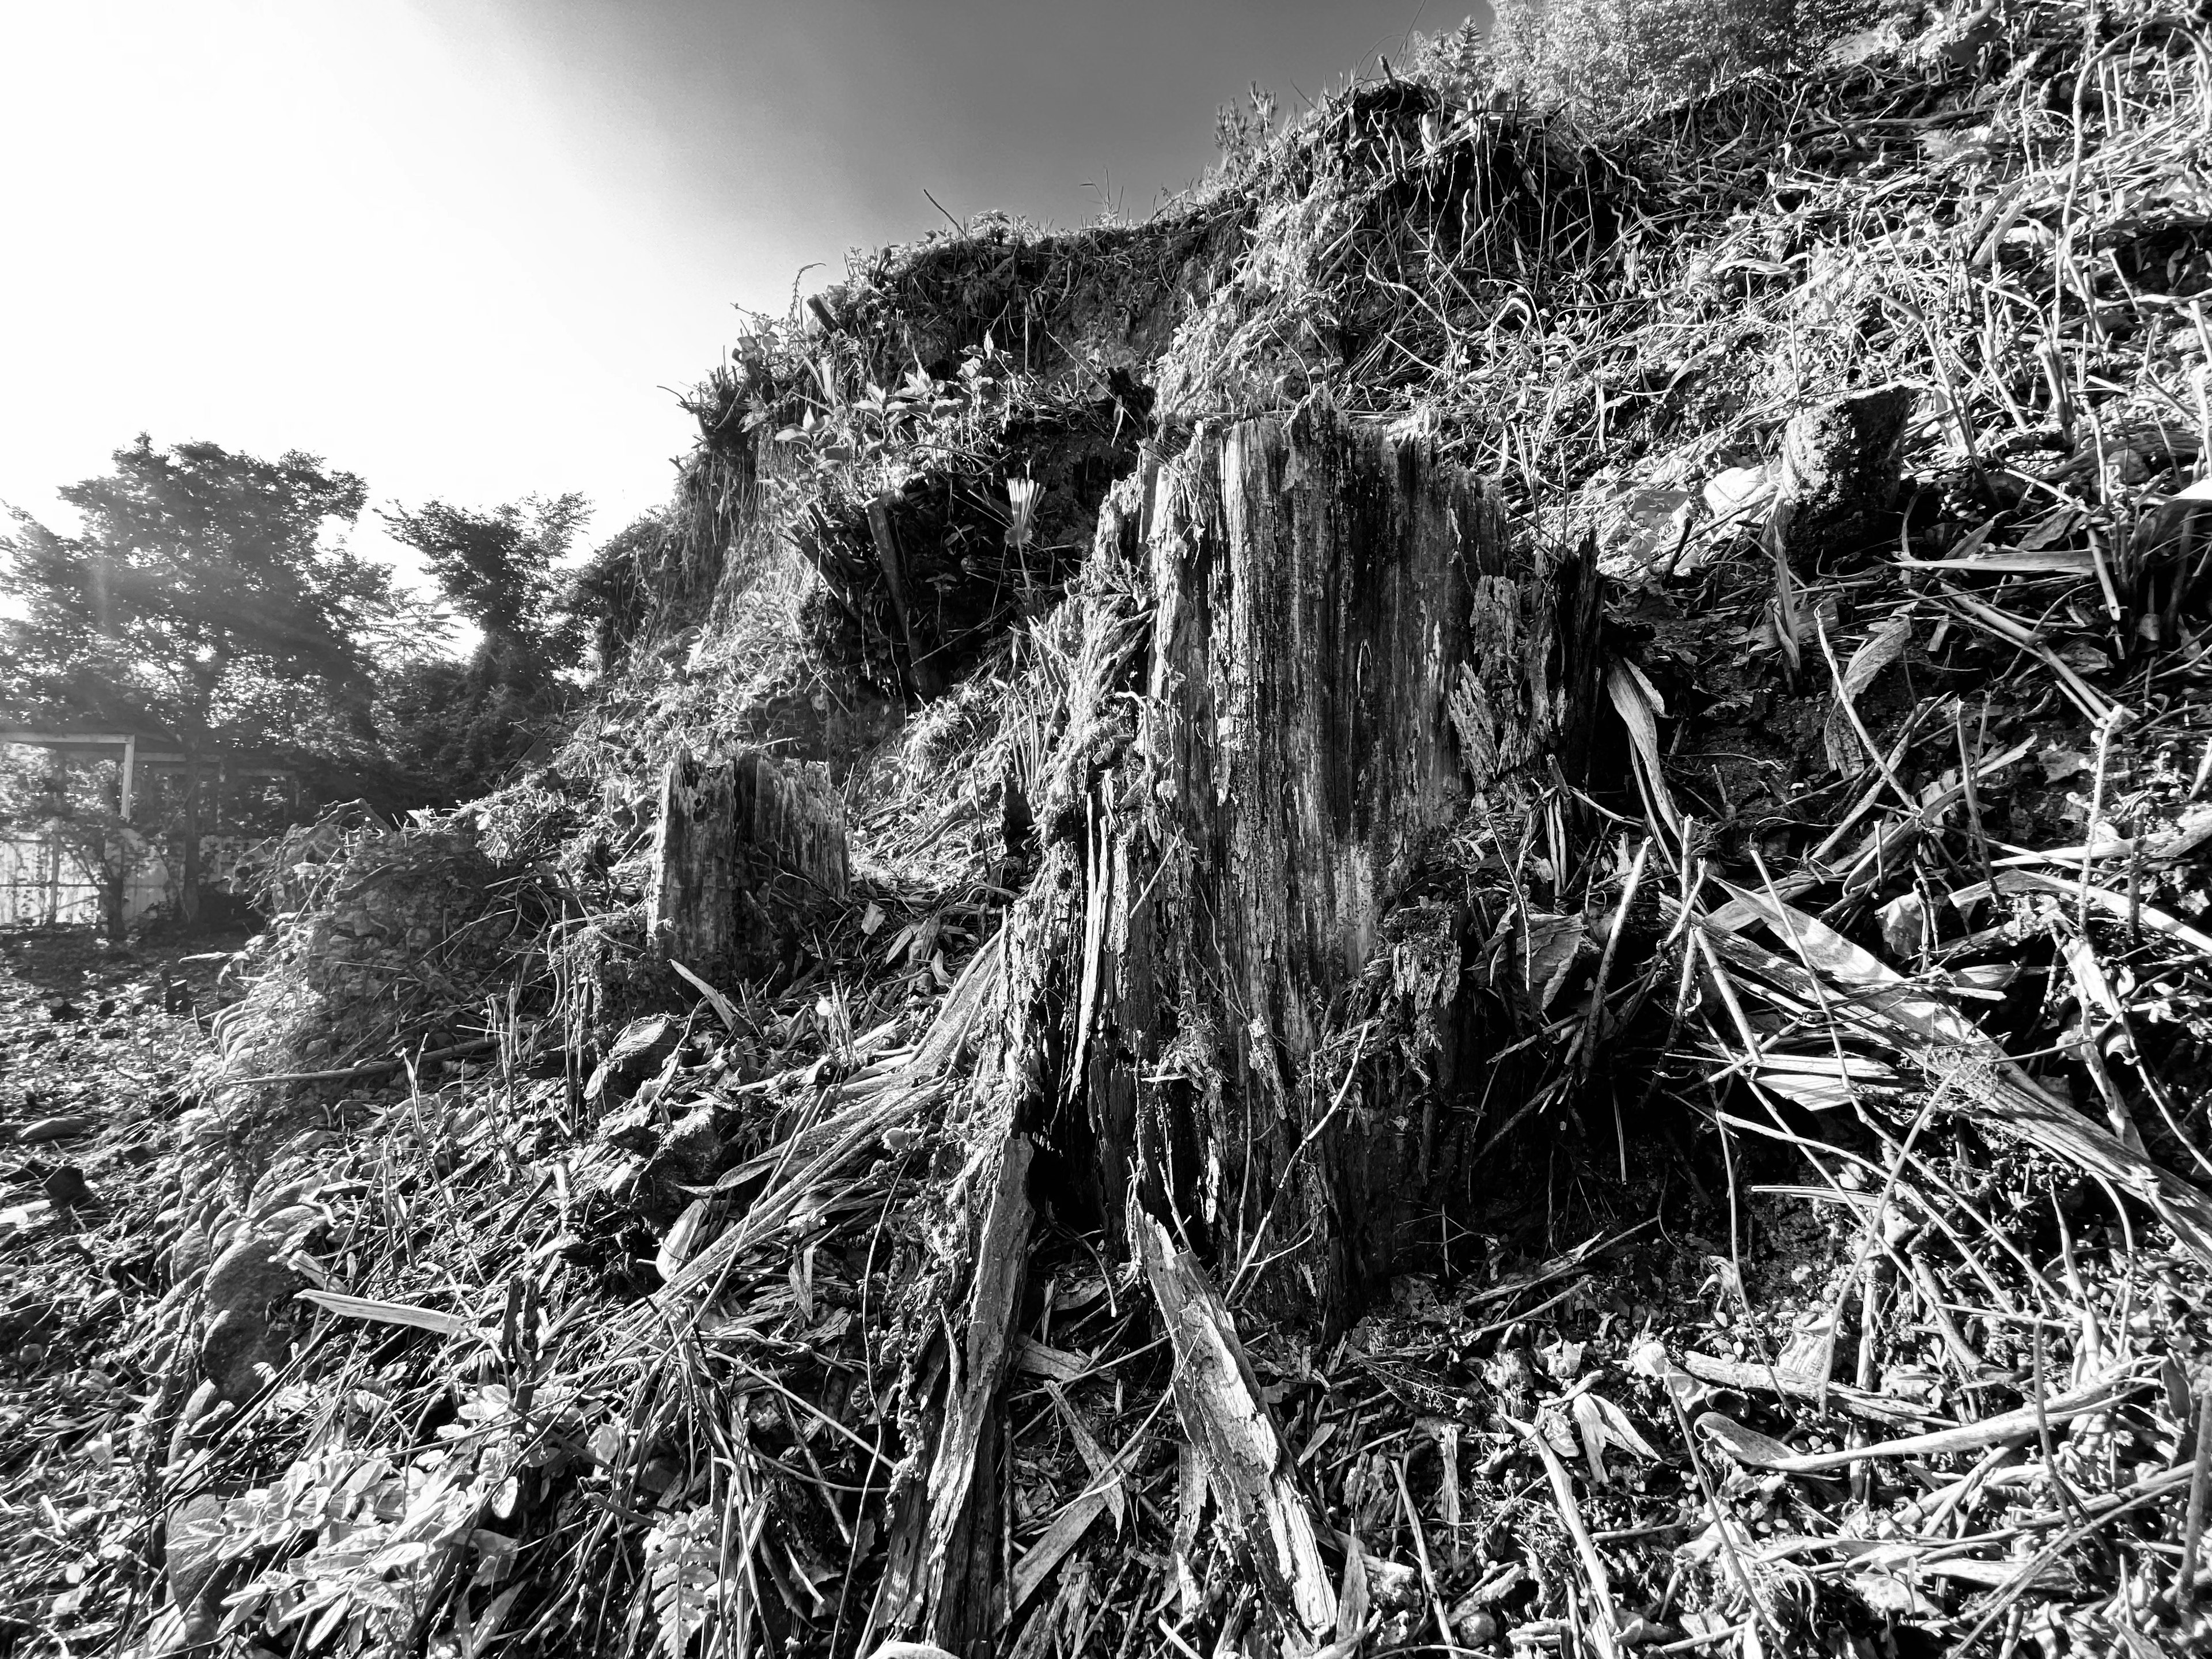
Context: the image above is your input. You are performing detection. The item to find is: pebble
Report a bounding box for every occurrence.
[40,1166,93,1210]
[10,1115,97,1145]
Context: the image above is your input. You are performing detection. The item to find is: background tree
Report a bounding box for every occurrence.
[567,509,664,673]
[0,435,410,920]
[376,493,592,802]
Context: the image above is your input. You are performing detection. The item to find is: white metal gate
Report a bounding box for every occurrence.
[0,831,172,927]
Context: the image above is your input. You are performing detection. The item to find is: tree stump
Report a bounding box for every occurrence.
[880,409,1602,1650]
[649,747,849,981]
[1066,407,1600,1325]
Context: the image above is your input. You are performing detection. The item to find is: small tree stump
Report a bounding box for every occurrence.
[650,747,849,979]
[1774,384,1915,565]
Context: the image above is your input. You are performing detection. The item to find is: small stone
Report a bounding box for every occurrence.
[204,1235,304,1324]
[11,1116,96,1145]
[1455,1609,1500,1646]
[585,1014,679,1105]
[599,1104,662,1157]
[40,1166,92,1211]
[200,1308,278,1402]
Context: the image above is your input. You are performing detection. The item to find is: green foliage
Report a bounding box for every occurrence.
[381,493,590,688]
[567,509,665,672]
[179,1379,585,1654]
[1214,82,1280,175]
[375,494,594,803]
[1435,0,1881,116]
[0,436,410,752]
[732,329,1031,496]
[641,1507,724,1658]
[0,436,426,912]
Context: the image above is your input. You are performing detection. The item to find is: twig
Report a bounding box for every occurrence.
[1507,1415,1619,1659]
[1393,1455,1463,1656]
[2182,1391,2212,1615]
[215,1037,497,1089]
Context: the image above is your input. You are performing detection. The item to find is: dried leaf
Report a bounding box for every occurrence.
[296,1290,472,1339]
[1823,611,1913,773]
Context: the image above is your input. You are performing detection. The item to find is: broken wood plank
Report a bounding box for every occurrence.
[1137,1215,1334,1638]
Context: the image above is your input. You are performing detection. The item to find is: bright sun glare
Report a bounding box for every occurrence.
[0,2,703,590]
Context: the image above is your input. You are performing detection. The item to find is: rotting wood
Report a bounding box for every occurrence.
[730,747,849,897]
[870,1132,1035,1658]
[650,748,741,978]
[649,745,851,979]
[1068,407,1600,1323]
[1137,1215,1335,1637]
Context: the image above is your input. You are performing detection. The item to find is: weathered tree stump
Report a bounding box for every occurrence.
[879,408,1602,1651]
[1066,407,1600,1325]
[648,747,849,980]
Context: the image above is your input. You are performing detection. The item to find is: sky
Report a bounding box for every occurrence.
[0,1,1453,586]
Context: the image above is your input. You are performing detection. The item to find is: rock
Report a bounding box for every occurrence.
[167,1378,223,1469]
[584,1014,679,1105]
[168,1224,213,1288]
[245,1178,310,1222]
[637,1103,728,1225]
[40,1165,93,1211]
[1703,464,1776,528]
[203,1234,304,1323]
[1772,385,1915,565]
[252,1205,324,1249]
[200,1307,279,1402]
[651,1104,725,1184]
[599,1103,664,1157]
[1455,1608,1501,1647]
[11,1115,96,1145]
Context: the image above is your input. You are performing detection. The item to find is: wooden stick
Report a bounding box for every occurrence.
[1393,1455,1462,1655]
[215,1037,496,1089]
[1507,1415,1619,1659]
[1697,1372,2138,1474]
[2181,1391,2212,1615]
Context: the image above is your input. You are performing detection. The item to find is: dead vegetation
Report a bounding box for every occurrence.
[6,1,2212,1656]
